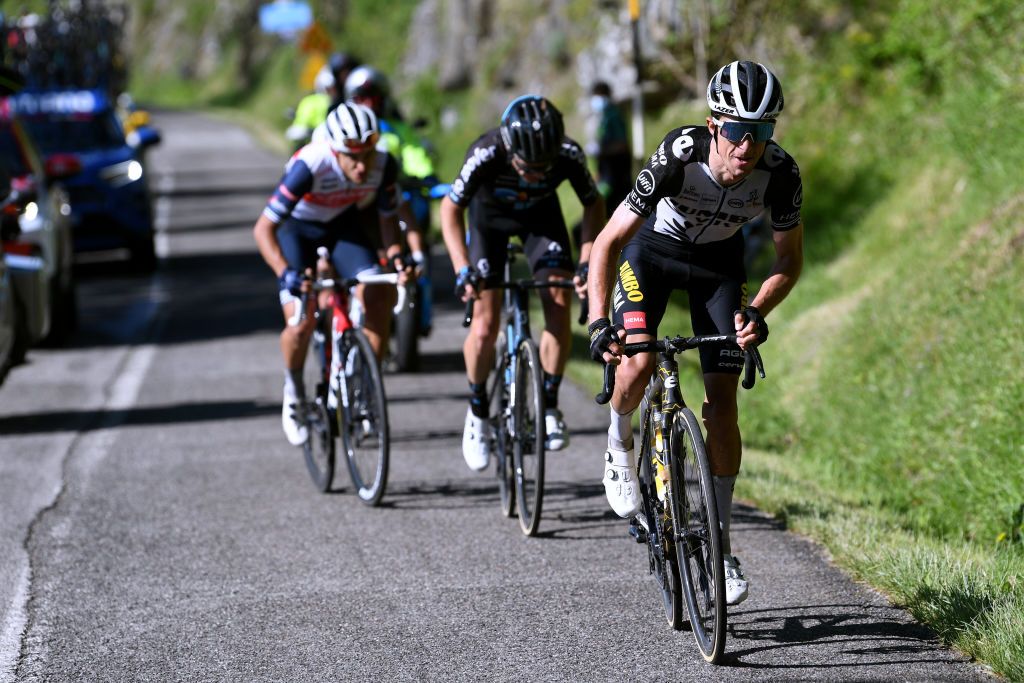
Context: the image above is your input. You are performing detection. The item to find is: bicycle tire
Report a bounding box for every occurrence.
[391,281,419,372]
[492,331,515,518]
[302,315,336,492]
[638,397,685,630]
[513,338,545,536]
[338,328,390,506]
[670,407,726,663]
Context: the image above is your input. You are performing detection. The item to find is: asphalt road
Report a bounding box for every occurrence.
[0,111,993,682]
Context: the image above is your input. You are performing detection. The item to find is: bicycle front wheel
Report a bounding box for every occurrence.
[337,329,390,506]
[512,338,545,536]
[669,407,726,663]
[637,397,685,630]
[302,313,336,493]
[492,331,515,518]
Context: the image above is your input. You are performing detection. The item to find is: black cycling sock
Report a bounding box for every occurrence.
[469,381,488,418]
[542,372,562,409]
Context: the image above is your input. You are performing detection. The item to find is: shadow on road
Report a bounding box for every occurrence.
[0,399,276,436]
[720,602,955,670]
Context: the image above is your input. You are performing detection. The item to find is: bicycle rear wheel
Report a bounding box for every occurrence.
[492,331,515,518]
[337,328,390,506]
[513,338,545,536]
[302,314,336,492]
[637,397,685,630]
[669,407,726,663]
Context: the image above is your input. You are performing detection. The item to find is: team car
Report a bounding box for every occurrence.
[3,89,161,271]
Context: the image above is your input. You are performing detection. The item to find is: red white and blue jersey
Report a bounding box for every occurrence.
[262,140,400,224]
[626,126,802,244]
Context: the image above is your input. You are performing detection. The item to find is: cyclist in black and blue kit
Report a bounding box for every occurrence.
[587,61,804,607]
[441,95,606,471]
[254,102,408,448]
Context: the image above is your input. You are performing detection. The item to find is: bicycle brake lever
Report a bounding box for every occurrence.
[741,347,766,390]
[462,298,474,328]
[595,362,615,405]
[578,296,588,326]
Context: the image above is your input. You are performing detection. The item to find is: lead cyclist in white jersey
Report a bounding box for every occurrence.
[254,102,408,447]
[587,61,805,606]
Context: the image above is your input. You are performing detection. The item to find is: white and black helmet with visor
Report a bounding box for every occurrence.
[319,102,380,154]
[707,60,784,144]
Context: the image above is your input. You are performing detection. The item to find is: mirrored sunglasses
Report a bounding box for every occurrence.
[714,118,775,143]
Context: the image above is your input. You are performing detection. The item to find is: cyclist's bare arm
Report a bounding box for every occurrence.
[587,202,646,326]
[577,194,607,265]
[736,222,802,350]
[440,195,471,274]
[253,213,288,277]
[752,222,803,315]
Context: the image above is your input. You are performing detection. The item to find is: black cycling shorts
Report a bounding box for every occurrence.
[467,194,574,286]
[611,227,748,375]
[276,209,382,303]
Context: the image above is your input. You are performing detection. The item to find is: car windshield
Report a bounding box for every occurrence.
[23,114,125,153]
[0,125,31,176]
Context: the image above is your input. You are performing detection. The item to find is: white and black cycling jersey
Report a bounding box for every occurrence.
[626,125,802,244]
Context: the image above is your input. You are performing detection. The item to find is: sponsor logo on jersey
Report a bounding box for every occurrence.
[650,142,667,166]
[636,170,656,197]
[671,128,696,161]
[547,242,563,253]
[728,198,745,209]
[623,311,646,329]
[793,185,803,208]
[763,142,786,168]
[458,144,497,183]
[618,260,644,302]
[562,141,586,165]
[720,362,745,369]
[719,348,744,358]
[477,258,491,276]
[683,185,701,202]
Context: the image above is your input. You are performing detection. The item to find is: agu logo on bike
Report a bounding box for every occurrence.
[618,261,644,302]
[623,312,646,330]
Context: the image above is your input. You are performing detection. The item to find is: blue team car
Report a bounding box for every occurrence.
[5,89,161,271]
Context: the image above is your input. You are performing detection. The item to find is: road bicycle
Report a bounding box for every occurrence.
[596,334,763,662]
[290,247,402,505]
[463,242,585,536]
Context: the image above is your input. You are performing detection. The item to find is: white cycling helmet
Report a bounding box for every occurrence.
[313,65,335,95]
[706,60,784,121]
[322,102,379,153]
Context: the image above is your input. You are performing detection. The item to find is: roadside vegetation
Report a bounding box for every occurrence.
[119,0,1022,678]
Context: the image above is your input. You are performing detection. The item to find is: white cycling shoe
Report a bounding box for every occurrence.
[544,408,569,451]
[723,554,749,606]
[602,443,640,518]
[282,387,308,447]
[462,408,491,472]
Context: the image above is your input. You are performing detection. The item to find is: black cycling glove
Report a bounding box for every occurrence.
[278,267,305,296]
[588,317,623,363]
[735,305,769,344]
[454,265,480,297]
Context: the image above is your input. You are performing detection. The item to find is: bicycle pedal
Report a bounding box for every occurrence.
[628,517,648,544]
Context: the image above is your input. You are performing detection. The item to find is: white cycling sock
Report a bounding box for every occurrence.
[714,475,737,555]
[284,368,305,401]
[608,406,634,451]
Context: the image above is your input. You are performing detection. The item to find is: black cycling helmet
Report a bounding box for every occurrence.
[329,52,360,78]
[499,95,564,166]
[343,65,390,103]
[706,60,784,121]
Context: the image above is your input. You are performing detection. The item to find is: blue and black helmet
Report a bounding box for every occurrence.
[499,95,564,165]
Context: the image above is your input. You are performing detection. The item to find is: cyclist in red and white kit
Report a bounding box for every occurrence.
[587,61,804,606]
[254,103,407,447]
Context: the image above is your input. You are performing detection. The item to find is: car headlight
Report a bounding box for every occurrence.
[100,160,144,187]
